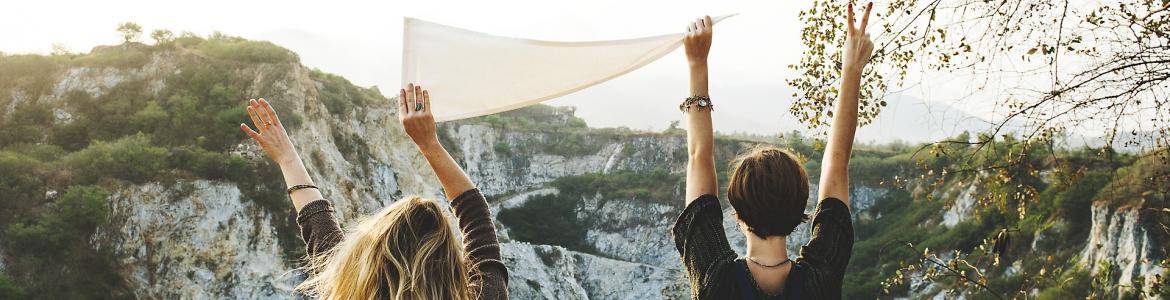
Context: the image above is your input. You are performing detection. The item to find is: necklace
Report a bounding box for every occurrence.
[747,256,791,268]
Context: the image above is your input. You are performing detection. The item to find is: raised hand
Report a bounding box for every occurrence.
[240,98,299,167]
[843,2,875,73]
[683,16,714,66]
[399,83,437,148]
[682,15,718,203]
[397,83,477,200]
[818,2,875,207]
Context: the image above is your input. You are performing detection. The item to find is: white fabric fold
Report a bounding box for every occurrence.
[401,15,734,121]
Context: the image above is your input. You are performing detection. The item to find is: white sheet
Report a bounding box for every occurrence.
[401,16,733,121]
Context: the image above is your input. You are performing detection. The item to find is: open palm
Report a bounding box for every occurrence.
[240,98,299,167]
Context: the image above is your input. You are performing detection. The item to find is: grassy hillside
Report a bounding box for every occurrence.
[0,34,386,299]
[1,33,1166,299]
[475,107,1169,298]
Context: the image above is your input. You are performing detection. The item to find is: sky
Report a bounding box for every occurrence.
[2,0,1092,143]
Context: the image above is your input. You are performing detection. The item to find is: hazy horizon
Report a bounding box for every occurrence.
[2,0,1125,143]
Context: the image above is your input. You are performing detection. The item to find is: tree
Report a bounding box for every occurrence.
[150,29,173,45]
[50,43,72,56]
[792,0,1170,298]
[663,120,685,135]
[116,22,142,43]
[792,0,1169,150]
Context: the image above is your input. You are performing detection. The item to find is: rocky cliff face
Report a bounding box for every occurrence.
[98,180,294,299]
[69,50,437,299]
[1080,203,1167,296]
[34,50,777,298]
[7,46,1164,299]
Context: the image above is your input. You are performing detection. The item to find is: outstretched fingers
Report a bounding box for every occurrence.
[847,2,856,33]
[398,88,409,116]
[413,84,424,112]
[259,98,282,128]
[859,2,873,34]
[240,123,261,141]
[246,99,265,132]
[405,83,416,114]
[422,90,431,113]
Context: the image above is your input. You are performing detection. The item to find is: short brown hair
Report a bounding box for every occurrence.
[727,146,810,238]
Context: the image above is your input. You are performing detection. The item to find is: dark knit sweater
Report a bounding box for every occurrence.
[672,195,853,300]
[296,188,508,299]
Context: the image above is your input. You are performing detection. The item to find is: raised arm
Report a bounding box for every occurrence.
[240,98,323,212]
[684,16,717,205]
[818,2,874,207]
[400,84,508,298]
[399,83,475,199]
[241,99,340,257]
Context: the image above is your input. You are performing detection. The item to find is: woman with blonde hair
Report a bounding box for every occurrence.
[238,83,507,299]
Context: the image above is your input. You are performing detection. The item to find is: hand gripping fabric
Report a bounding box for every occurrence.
[401,15,735,121]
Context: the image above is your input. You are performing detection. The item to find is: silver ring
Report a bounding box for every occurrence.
[415,102,424,111]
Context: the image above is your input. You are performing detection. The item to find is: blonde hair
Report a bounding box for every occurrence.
[295,196,473,300]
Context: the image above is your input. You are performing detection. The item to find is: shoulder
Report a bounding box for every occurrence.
[815,197,849,216]
[810,197,851,226]
[697,258,744,299]
[788,260,845,299]
[451,188,485,204]
[672,194,722,236]
[681,194,721,218]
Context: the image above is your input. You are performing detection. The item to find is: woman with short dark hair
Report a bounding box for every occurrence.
[672,3,875,299]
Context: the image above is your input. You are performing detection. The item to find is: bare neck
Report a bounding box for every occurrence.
[744,233,792,294]
[745,233,789,262]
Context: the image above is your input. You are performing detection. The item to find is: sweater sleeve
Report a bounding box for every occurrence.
[450,189,509,300]
[672,194,739,299]
[797,197,854,299]
[296,200,343,260]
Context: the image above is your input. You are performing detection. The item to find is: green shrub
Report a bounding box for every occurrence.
[0,271,23,299]
[130,101,169,130]
[197,39,297,64]
[494,142,512,155]
[0,151,50,221]
[1036,268,1092,299]
[541,133,604,157]
[3,185,127,299]
[0,55,62,97]
[498,193,594,252]
[1055,170,1111,238]
[1,143,66,162]
[0,100,54,147]
[65,133,167,184]
[72,48,151,69]
[167,146,248,181]
[311,69,385,116]
[550,169,682,203]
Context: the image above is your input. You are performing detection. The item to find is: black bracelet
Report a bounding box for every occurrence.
[287,184,319,195]
[679,95,713,112]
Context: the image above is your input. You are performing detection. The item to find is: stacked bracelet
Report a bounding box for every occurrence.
[287,184,319,195]
[679,95,713,112]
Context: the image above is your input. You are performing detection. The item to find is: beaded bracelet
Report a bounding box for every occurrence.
[679,95,714,112]
[287,184,319,195]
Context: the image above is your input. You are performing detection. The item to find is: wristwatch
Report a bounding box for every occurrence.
[679,95,713,112]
